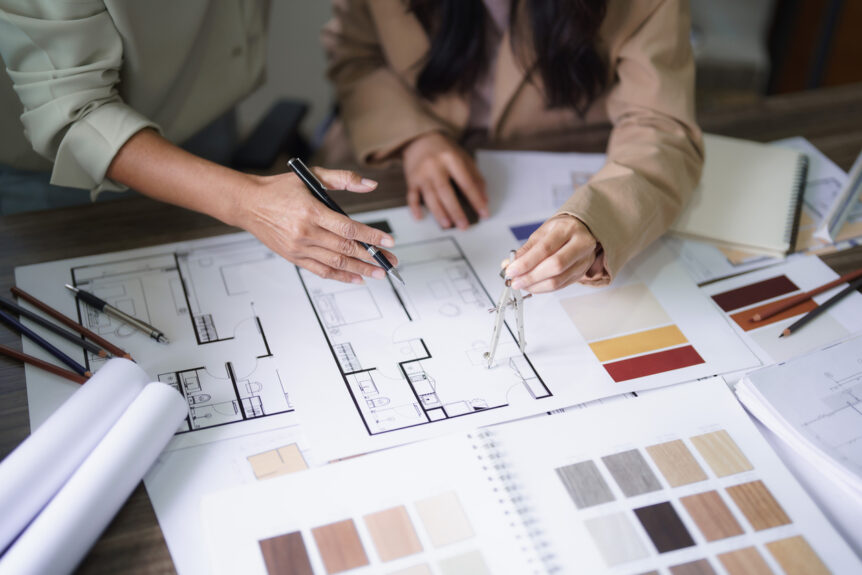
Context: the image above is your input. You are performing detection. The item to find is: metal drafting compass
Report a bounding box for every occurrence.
[484,250,531,368]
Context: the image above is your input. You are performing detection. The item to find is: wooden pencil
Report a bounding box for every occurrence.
[0,344,88,385]
[780,275,862,337]
[10,286,132,360]
[751,267,862,322]
[0,309,92,377]
[0,295,111,358]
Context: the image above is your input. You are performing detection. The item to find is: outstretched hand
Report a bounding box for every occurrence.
[504,214,603,293]
[240,168,398,284]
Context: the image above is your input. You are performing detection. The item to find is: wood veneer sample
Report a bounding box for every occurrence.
[556,460,615,509]
[583,512,649,566]
[766,536,829,575]
[669,559,717,575]
[414,491,474,548]
[601,449,662,497]
[690,430,753,477]
[311,519,369,574]
[718,546,774,575]
[680,490,744,541]
[633,502,695,553]
[259,531,314,575]
[646,440,707,487]
[725,480,791,531]
[364,505,422,562]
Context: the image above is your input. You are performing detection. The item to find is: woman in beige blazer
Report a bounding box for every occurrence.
[324,0,704,291]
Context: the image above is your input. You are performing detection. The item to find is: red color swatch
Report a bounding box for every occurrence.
[711,276,799,312]
[603,346,705,383]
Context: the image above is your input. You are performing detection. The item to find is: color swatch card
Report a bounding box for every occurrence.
[701,255,862,363]
[200,378,860,574]
[487,377,861,574]
[201,430,541,575]
[248,206,758,461]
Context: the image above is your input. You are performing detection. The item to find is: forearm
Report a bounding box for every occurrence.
[106,128,251,226]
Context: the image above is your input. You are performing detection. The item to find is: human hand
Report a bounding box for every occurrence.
[401,131,489,229]
[503,214,603,293]
[239,168,398,284]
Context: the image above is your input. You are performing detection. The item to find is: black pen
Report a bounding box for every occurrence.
[65,285,170,344]
[288,157,405,287]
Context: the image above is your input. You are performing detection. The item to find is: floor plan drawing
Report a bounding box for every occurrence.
[297,237,550,435]
[68,238,293,436]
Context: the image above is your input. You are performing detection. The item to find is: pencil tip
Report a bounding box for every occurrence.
[779,329,790,338]
[84,371,93,378]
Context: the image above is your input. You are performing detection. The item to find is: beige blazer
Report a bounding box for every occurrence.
[0,0,268,195]
[323,0,704,279]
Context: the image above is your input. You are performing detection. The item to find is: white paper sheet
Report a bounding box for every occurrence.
[737,335,862,498]
[14,234,298,450]
[0,382,187,575]
[0,358,149,554]
[250,205,759,461]
[201,431,539,575]
[700,255,862,363]
[144,420,313,575]
[490,377,862,573]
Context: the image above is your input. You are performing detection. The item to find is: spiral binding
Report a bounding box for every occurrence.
[785,155,809,249]
[468,430,557,574]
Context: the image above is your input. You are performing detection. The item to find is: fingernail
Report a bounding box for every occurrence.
[352,277,365,285]
[372,268,385,279]
[381,236,395,248]
[360,178,377,188]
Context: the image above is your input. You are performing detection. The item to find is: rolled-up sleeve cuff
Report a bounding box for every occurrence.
[50,101,160,197]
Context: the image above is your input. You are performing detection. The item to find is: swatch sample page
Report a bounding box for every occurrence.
[701,255,862,363]
[200,432,540,575]
[489,377,861,574]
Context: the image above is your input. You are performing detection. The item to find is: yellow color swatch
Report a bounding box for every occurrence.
[589,325,688,362]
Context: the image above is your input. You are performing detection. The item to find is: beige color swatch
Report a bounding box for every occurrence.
[311,519,369,574]
[364,505,422,562]
[415,491,474,548]
[247,443,308,480]
[726,480,791,531]
[646,440,707,487]
[560,283,671,342]
[389,564,432,575]
[766,536,829,575]
[438,549,490,575]
[680,490,744,541]
[718,546,773,575]
[690,430,753,477]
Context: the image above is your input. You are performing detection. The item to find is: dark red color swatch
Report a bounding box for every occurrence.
[603,346,704,383]
[711,275,798,312]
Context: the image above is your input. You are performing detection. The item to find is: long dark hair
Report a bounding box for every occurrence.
[408,0,608,116]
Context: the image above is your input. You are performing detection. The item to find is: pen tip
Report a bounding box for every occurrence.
[158,335,171,344]
[390,268,406,288]
[64,284,77,292]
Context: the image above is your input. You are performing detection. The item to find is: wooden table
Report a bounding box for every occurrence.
[2,83,862,573]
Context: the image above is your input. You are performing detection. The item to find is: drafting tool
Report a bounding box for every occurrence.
[0,344,88,384]
[65,285,170,344]
[780,275,862,338]
[0,309,91,377]
[484,251,530,367]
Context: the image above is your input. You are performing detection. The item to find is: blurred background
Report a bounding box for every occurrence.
[238,0,862,148]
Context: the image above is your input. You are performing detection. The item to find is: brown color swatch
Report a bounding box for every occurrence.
[718,546,773,575]
[633,501,695,553]
[669,559,717,575]
[711,275,798,312]
[311,519,369,574]
[259,531,313,575]
[726,480,791,531]
[364,505,422,562]
[690,430,753,477]
[766,536,830,575]
[646,440,707,487]
[680,490,744,541]
[730,295,817,331]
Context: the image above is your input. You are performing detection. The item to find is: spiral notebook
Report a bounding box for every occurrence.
[200,377,861,574]
[670,134,809,258]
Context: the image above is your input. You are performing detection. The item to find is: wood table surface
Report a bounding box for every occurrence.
[1,83,862,573]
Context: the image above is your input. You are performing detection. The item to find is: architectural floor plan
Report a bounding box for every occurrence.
[297,237,549,435]
[67,238,293,435]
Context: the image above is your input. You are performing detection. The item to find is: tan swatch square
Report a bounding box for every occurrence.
[766,536,829,575]
[311,519,369,574]
[680,490,744,541]
[364,505,422,562]
[646,440,707,487]
[415,491,474,548]
[691,430,753,477]
[726,480,790,531]
[718,546,773,575]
